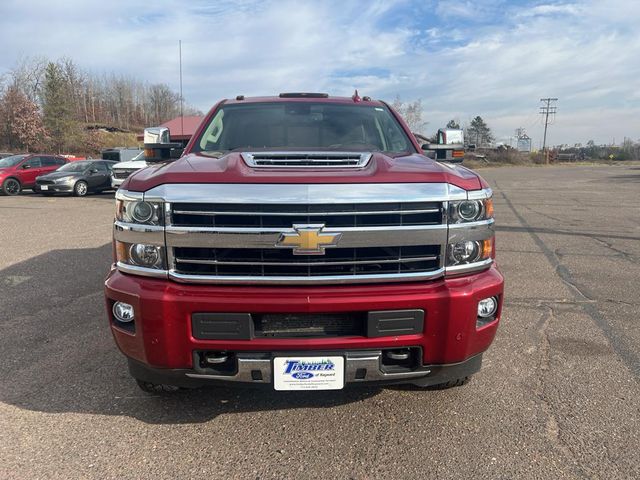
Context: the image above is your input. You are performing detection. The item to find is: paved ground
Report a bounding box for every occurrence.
[1,164,639,479]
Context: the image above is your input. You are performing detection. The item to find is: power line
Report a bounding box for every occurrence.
[539,97,558,164]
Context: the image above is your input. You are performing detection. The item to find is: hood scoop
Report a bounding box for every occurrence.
[241,151,372,169]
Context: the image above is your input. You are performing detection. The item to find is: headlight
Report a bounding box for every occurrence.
[447,238,493,267]
[55,176,74,183]
[450,241,480,263]
[449,197,493,223]
[116,241,166,269]
[129,243,161,267]
[115,199,163,225]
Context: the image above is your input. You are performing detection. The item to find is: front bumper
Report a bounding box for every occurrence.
[36,182,73,193]
[128,351,484,389]
[105,265,504,383]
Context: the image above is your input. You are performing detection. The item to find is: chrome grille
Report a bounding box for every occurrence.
[171,202,443,228]
[241,152,372,168]
[148,183,464,285]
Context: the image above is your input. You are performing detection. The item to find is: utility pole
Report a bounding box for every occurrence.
[540,98,557,164]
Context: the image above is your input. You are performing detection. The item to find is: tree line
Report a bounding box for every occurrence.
[0,57,201,154]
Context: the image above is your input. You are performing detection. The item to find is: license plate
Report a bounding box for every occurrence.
[273,356,344,391]
[40,185,48,191]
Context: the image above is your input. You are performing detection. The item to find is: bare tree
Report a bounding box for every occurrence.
[391,96,427,134]
[0,55,201,153]
[9,56,48,102]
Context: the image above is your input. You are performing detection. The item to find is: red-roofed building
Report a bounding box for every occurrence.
[137,116,204,144]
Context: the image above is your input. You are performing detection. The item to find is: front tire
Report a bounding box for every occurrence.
[2,178,21,196]
[73,180,88,197]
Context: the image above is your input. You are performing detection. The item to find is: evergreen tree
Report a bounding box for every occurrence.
[42,62,76,152]
[466,116,494,147]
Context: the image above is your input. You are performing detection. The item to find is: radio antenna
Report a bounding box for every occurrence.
[179,40,184,136]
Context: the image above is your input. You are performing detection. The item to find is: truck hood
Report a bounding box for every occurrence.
[123,151,482,192]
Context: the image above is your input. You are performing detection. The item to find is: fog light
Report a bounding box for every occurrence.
[129,243,160,267]
[113,301,134,323]
[477,297,498,318]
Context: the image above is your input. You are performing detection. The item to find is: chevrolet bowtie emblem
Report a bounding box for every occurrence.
[276,224,342,255]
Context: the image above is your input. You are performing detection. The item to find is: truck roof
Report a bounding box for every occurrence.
[224,93,386,107]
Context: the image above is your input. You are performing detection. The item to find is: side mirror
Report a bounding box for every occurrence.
[422,128,465,163]
[438,128,465,145]
[170,148,184,159]
[89,168,98,174]
[22,164,31,169]
[144,127,171,144]
[143,126,183,162]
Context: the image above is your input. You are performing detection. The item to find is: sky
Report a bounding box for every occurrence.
[1,0,639,147]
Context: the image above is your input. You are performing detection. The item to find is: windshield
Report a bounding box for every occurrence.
[58,161,91,172]
[0,154,27,168]
[193,102,415,155]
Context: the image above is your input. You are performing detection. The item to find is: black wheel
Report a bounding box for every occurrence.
[73,180,88,197]
[135,379,180,394]
[2,178,21,196]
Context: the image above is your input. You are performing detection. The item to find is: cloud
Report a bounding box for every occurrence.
[0,0,638,145]
[517,3,581,17]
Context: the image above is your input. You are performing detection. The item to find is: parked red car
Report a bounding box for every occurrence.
[0,154,68,195]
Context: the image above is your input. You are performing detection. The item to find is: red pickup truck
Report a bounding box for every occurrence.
[105,93,503,393]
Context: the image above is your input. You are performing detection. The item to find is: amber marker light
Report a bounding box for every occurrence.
[482,238,494,259]
[485,198,494,218]
[115,240,129,264]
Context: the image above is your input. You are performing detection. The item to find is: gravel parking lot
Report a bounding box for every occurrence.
[1,164,639,479]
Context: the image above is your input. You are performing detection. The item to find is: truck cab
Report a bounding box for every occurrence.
[105,93,503,393]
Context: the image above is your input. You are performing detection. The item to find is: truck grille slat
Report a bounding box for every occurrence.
[172,246,441,277]
[174,255,438,267]
[171,202,443,228]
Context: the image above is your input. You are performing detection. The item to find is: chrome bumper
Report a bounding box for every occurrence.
[185,350,430,384]
[128,352,484,389]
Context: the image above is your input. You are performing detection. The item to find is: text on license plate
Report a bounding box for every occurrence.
[41,185,48,190]
[273,356,344,391]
